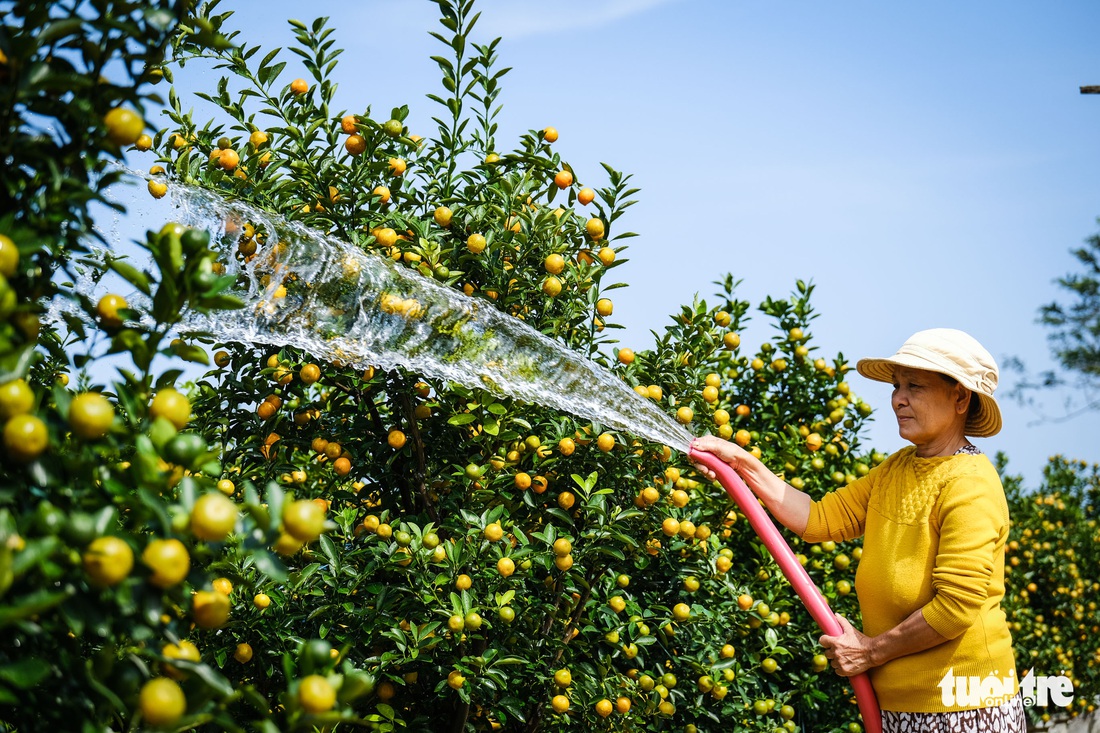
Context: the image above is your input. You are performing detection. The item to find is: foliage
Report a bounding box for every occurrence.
[141,1,885,729]
[0,1,1097,732]
[0,0,192,380]
[1006,221,1100,419]
[999,454,1100,727]
[1041,225,1100,382]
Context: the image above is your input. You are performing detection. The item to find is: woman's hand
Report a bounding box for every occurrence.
[819,615,876,677]
[689,435,748,480]
[691,434,812,536]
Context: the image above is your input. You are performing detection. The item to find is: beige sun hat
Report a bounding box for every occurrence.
[856,328,1002,437]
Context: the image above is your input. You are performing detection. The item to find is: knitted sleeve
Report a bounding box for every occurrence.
[920,469,1007,639]
[801,468,877,543]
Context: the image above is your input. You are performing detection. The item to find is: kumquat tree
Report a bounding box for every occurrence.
[0,1,1097,732]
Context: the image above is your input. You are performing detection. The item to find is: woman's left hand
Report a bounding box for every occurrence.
[819,614,876,677]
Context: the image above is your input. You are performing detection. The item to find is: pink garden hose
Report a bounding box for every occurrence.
[689,448,882,733]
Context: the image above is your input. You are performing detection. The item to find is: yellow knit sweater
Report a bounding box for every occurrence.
[803,446,1018,713]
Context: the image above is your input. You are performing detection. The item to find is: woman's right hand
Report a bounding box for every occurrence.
[690,435,752,480]
[692,434,811,536]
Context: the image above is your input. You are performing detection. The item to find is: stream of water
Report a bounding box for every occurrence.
[82,175,695,454]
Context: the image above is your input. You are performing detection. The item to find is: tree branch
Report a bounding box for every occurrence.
[398,390,440,524]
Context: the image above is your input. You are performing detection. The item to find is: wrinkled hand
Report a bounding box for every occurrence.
[819,614,875,677]
[690,435,747,480]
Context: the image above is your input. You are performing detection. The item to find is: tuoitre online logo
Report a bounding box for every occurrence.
[937,668,1075,708]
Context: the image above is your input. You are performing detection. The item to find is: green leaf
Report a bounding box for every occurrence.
[259,47,282,71]
[108,259,152,296]
[546,508,572,525]
[498,697,526,722]
[156,369,184,388]
[0,685,19,705]
[265,482,286,534]
[570,472,598,493]
[261,60,287,86]
[196,294,246,311]
[191,654,237,697]
[0,589,71,628]
[38,18,84,45]
[171,344,210,365]
[0,344,35,385]
[292,563,323,589]
[0,658,51,689]
[11,537,60,578]
[593,546,626,561]
[84,660,127,714]
[764,627,779,649]
[249,550,288,583]
[319,534,339,570]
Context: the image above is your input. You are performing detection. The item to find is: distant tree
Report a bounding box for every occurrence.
[1007,221,1100,420]
[1041,224,1100,381]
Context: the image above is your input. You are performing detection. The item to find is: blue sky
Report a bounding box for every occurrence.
[117,0,1100,486]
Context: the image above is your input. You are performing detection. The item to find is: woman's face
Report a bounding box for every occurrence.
[890,366,969,448]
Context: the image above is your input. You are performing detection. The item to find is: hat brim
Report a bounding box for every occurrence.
[856,356,1002,438]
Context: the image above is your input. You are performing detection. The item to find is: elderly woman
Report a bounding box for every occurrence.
[692,328,1025,732]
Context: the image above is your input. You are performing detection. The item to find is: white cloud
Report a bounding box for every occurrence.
[468,0,683,39]
[310,0,682,51]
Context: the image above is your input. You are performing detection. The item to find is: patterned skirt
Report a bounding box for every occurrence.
[881,692,1026,733]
